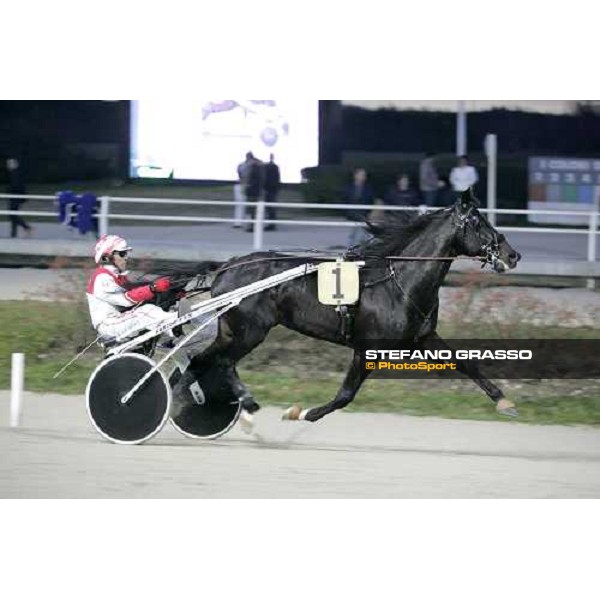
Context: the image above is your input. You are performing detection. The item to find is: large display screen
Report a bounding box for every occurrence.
[528,156,600,224]
[130,100,319,183]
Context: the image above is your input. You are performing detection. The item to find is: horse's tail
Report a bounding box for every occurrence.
[135,261,223,296]
[194,260,223,275]
[150,260,222,281]
[149,260,224,309]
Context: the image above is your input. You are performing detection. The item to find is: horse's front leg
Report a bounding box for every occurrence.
[282,351,370,422]
[425,331,518,417]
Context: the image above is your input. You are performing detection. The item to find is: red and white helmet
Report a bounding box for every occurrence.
[94,234,132,264]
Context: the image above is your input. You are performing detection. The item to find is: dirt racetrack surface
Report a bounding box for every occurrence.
[1,392,599,498]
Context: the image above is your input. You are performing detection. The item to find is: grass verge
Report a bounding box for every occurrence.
[239,371,600,426]
[2,299,600,426]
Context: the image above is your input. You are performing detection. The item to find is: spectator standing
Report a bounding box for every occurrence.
[344,167,375,247]
[419,152,438,206]
[5,158,32,238]
[384,174,419,207]
[262,153,280,231]
[450,155,479,192]
[436,175,457,207]
[244,154,263,232]
[232,153,252,228]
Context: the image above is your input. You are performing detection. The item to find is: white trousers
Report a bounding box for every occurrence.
[97,304,174,341]
[233,184,246,226]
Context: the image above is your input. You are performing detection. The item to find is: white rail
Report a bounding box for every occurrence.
[1,192,600,265]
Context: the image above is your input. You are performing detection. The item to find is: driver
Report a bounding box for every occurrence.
[87,234,175,342]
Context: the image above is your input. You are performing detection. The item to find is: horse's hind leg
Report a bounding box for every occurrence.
[230,367,259,412]
[199,353,261,432]
[283,351,369,422]
[214,357,259,412]
[188,355,259,434]
[203,311,272,415]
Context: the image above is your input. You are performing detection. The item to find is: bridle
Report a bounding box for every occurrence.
[365,204,505,272]
[454,204,505,272]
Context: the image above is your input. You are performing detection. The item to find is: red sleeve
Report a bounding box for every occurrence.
[125,285,154,303]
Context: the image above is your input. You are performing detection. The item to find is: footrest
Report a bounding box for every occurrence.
[98,335,118,349]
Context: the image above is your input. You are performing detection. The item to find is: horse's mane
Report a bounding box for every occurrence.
[353,208,451,263]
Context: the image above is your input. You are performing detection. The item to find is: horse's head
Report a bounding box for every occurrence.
[453,189,521,272]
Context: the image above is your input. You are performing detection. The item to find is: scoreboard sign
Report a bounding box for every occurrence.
[528,156,600,225]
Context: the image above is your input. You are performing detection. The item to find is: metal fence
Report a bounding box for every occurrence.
[1,192,599,265]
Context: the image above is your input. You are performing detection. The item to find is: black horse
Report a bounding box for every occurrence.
[166,189,521,424]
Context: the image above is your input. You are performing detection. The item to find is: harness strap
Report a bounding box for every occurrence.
[336,305,354,344]
[362,271,393,289]
[361,263,436,339]
[387,264,433,324]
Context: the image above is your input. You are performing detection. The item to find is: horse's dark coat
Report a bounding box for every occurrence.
[163,191,521,422]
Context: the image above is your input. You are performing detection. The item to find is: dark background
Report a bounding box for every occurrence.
[1,100,599,207]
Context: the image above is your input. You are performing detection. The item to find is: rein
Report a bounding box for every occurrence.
[210,252,487,277]
[173,252,494,301]
[384,255,485,262]
[172,205,503,302]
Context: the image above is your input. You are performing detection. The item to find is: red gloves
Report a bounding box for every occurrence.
[125,277,171,303]
[150,277,171,293]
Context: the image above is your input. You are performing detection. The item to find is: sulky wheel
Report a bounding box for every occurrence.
[86,353,171,445]
[169,363,241,440]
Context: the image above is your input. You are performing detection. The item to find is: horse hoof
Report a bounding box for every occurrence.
[282,405,303,421]
[239,409,254,434]
[241,397,261,415]
[496,399,518,418]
